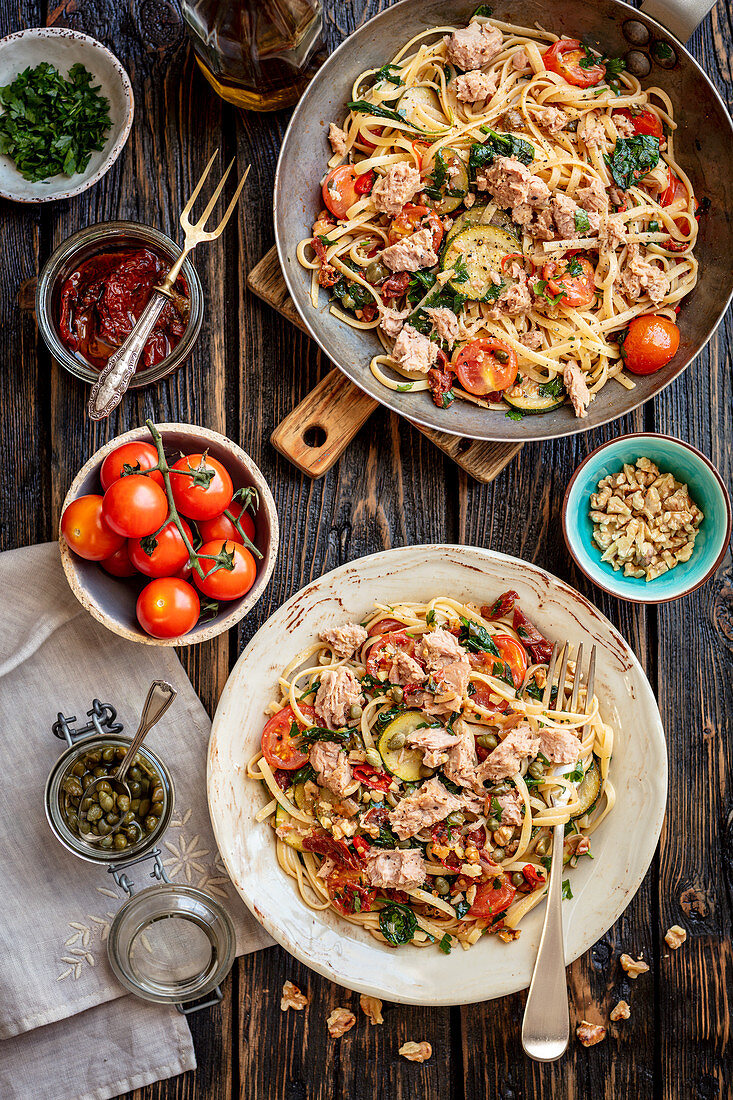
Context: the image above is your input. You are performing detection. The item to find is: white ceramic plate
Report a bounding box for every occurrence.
[208,545,667,1005]
[0,27,133,203]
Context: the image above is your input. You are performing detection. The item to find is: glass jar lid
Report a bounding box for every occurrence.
[106,883,236,1004]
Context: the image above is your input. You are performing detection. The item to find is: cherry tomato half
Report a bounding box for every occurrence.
[493,634,529,688]
[541,256,596,309]
[193,540,257,600]
[622,314,680,374]
[354,169,375,195]
[128,519,193,578]
[453,338,518,395]
[100,543,138,578]
[260,703,316,771]
[169,454,234,521]
[388,204,443,251]
[100,441,164,492]
[197,509,255,546]
[322,165,361,219]
[543,39,606,88]
[61,495,125,561]
[359,124,384,152]
[136,577,200,639]
[365,630,416,676]
[367,616,406,637]
[615,107,663,139]
[102,475,169,539]
[468,878,517,919]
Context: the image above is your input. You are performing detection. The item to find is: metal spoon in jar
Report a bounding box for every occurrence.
[75,681,176,847]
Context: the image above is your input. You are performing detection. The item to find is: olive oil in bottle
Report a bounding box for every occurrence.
[182,0,327,111]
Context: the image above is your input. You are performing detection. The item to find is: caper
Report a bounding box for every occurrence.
[130,799,141,813]
[85,749,101,765]
[99,793,114,813]
[528,760,544,780]
[477,733,498,751]
[126,824,143,842]
[121,810,135,826]
[150,805,162,819]
[98,835,114,849]
[93,765,106,778]
[117,795,130,812]
[493,847,506,862]
[350,704,363,720]
[434,876,451,896]
[488,817,501,832]
[512,872,525,888]
[86,804,102,822]
[128,781,142,797]
[492,782,509,795]
[396,839,413,849]
[145,815,158,833]
[391,686,404,704]
[366,260,389,284]
[129,765,142,781]
[66,812,78,831]
[446,810,465,827]
[419,765,434,779]
[151,784,164,803]
[115,746,127,759]
[97,780,113,794]
[105,812,120,826]
[535,836,552,857]
[102,747,115,763]
[494,350,509,363]
[90,825,100,836]
[82,774,94,790]
[138,798,151,817]
[62,776,83,798]
[72,761,85,777]
[97,820,111,835]
[113,833,128,850]
[81,796,92,811]
[365,748,382,769]
[341,293,356,310]
[389,731,406,750]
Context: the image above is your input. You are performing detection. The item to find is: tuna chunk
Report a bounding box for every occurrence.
[581,112,607,148]
[388,777,463,839]
[552,191,600,238]
[390,323,439,374]
[424,306,460,347]
[454,69,498,104]
[320,622,368,660]
[365,848,426,889]
[618,245,669,305]
[538,727,581,765]
[328,122,348,157]
[379,227,438,272]
[475,156,549,210]
[406,727,459,769]
[600,213,628,247]
[371,163,422,216]
[563,362,591,419]
[575,173,608,214]
[417,628,467,666]
[477,723,540,782]
[309,741,354,797]
[389,649,427,685]
[315,667,364,729]
[519,330,543,351]
[489,275,532,318]
[512,48,529,70]
[612,112,636,138]
[444,21,503,70]
[417,629,472,708]
[492,787,524,827]
[536,106,568,133]
[379,305,411,339]
[442,718,479,789]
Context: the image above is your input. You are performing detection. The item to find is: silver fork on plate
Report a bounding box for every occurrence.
[521,640,597,1062]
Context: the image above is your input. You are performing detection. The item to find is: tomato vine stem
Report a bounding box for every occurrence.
[145,419,206,580]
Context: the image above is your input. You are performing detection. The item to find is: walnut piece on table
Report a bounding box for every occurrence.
[280,980,309,1011]
[576,1021,607,1046]
[359,994,384,1024]
[610,1000,631,1022]
[399,1041,433,1062]
[589,457,703,581]
[664,924,687,949]
[620,953,650,978]
[327,1007,357,1037]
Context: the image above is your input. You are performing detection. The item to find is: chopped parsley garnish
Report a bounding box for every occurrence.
[423,148,465,202]
[562,879,574,900]
[439,933,453,954]
[458,616,501,656]
[565,761,585,783]
[604,135,660,192]
[472,4,493,15]
[505,409,524,421]
[426,609,436,626]
[451,254,470,284]
[537,376,564,399]
[453,898,471,919]
[574,209,590,233]
[648,219,660,233]
[533,280,565,306]
[566,256,583,277]
[0,62,112,182]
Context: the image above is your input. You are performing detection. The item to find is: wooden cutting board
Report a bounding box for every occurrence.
[249,247,523,483]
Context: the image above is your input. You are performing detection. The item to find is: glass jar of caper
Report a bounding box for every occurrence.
[45,736,173,864]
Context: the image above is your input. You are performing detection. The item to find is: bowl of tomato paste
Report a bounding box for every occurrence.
[36,220,203,389]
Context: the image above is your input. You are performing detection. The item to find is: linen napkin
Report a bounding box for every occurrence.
[0,542,272,1100]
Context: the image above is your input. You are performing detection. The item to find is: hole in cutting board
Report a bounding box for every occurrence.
[303,425,327,448]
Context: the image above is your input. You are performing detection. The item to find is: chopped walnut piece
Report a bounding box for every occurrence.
[327,1007,357,1037]
[576,1020,607,1046]
[399,1041,433,1062]
[664,924,687,949]
[610,999,631,1022]
[360,994,384,1025]
[280,980,309,1011]
[620,953,650,978]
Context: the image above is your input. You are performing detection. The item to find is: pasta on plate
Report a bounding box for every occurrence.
[248,592,615,952]
[298,13,699,422]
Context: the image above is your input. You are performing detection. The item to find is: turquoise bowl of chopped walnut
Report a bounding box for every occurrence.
[563,434,731,603]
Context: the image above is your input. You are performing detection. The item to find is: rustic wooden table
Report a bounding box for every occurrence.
[2,1,732,1097]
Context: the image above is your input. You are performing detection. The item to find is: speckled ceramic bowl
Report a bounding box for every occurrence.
[0,27,134,203]
[563,434,731,604]
[59,424,279,646]
[208,545,667,1005]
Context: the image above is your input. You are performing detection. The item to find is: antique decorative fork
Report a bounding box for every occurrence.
[88,152,250,420]
[521,640,597,1062]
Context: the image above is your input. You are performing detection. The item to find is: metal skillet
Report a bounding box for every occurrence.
[274,0,733,443]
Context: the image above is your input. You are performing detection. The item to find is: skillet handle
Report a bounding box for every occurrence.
[639,0,715,41]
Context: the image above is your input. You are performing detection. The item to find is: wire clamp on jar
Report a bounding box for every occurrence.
[53,699,122,746]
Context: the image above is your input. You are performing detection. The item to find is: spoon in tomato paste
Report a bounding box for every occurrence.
[88,153,250,420]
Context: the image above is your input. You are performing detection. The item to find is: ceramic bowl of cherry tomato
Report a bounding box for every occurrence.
[59,423,278,645]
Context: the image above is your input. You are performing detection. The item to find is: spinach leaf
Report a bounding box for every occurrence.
[372,63,404,87]
[565,761,585,783]
[374,705,404,734]
[472,4,493,15]
[426,609,436,626]
[331,271,375,311]
[604,135,660,192]
[439,933,453,954]
[492,660,515,687]
[537,376,564,399]
[562,879,574,900]
[299,726,351,747]
[348,99,418,128]
[574,209,590,233]
[379,901,418,945]
[505,409,524,421]
[369,822,399,849]
[458,616,501,656]
[534,279,565,306]
[290,763,316,785]
[438,773,463,795]
[453,898,471,919]
[406,269,438,306]
[469,128,534,179]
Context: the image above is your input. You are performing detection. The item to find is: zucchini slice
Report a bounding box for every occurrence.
[377,710,426,782]
[572,758,602,819]
[440,224,518,300]
[446,204,493,244]
[397,86,448,133]
[275,804,306,851]
[504,377,564,414]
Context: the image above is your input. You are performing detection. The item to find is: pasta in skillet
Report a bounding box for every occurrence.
[249,592,614,951]
[298,13,699,421]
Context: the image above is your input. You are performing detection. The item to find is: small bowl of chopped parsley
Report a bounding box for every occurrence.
[0,26,133,202]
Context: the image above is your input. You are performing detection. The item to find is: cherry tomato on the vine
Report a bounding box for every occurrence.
[192,539,257,600]
[61,495,125,561]
[136,577,200,639]
[100,441,164,492]
[128,519,194,578]
[169,454,233,521]
[197,509,255,546]
[100,543,138,577]
[102,475,169,539]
